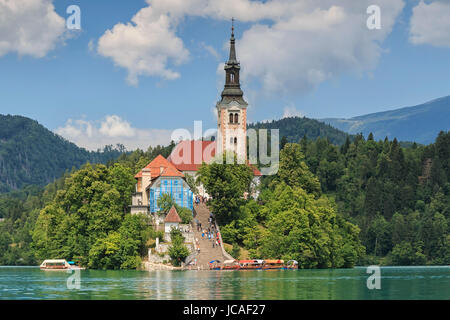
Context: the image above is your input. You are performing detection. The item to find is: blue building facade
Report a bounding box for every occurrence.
[148,177,193,213]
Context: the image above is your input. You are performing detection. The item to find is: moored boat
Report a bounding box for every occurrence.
[238,259,264,270]
[263,259,284,270]
[208,260,221,270]
[40,259,85,271]
[221,259,240,270]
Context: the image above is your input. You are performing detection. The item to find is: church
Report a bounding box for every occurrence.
[130,25,261,217]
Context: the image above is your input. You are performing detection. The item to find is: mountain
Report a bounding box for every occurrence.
[0,115,126,193]
[321,96,450,144]
[248,116,352,145]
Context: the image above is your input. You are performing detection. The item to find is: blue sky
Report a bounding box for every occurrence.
[0,0,449,150]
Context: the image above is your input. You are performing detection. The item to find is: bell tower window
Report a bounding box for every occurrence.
[229,113,234,123]
[234,113,239,124]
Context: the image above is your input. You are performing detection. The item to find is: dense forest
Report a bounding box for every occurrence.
[248,116,353,145]
[0,143,175,266]
[198,131,449,266]
[0,115,126,193]
[279,131,449,265]
[0,126,448,267]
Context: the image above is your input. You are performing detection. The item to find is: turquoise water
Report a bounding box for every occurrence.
[0,266,448,300]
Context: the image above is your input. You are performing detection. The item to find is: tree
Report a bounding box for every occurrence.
[259,183,364,268]
[185,173,199,195]
[157,193,192,224]
[32,163,151,269]
[157,193,176,213]
[389,241,426,266]
[197,152,254,225]
[168,228,189,266]
[275,143,321,197]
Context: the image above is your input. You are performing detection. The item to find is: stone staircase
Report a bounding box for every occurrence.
[191,203,225,269]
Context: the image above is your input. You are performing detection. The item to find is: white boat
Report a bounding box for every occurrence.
[39,259,85,271]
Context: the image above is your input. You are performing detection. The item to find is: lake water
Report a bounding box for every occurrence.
[0,266,448,300]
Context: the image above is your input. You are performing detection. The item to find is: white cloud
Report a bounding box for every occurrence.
[410,0,450,47]
[283,104,305,118]
[97,4,189,85]
[97,0,404,92]
[0,0,65,58]
[55,115,172,151]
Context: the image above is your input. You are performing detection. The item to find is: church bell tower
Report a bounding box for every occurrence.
[216,20,248,161]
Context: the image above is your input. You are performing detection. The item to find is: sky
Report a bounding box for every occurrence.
[0,0,449,150]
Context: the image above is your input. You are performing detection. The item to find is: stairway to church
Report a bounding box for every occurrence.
[191,203,225,269]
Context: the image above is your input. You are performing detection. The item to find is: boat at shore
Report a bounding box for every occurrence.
[262,259,284,270]
[209,259,298,270]
[39,259,85,271]
[221,259,240,270]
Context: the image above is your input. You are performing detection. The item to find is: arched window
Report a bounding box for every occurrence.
[234,137,237,144]
[229,113,234,123]
[230,73,235,83]
[234,113,239,124]
[230,137,234,144]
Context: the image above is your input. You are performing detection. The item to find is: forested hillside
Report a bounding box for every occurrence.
[0,143,175,266]
[0,128,448,267]
[296,132,449,264]
[248,116,352,145]
[0,115,125,193]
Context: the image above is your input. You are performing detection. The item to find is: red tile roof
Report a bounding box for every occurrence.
[167,140,216,172]
[168,140,262,176]
[164,206,182,223]
[134,154,184,179]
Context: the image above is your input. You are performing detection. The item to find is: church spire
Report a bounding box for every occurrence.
[228,18,237,63]
[219,19,246,104]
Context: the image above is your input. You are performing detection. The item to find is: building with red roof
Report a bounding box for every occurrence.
[164,205,182,233]
[130,25,263,216]
[130,154,193,216]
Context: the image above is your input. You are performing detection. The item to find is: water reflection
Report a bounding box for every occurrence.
[0,266,448,300]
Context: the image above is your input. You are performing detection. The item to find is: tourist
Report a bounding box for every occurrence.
[201,230,204,240]
[212,240,215,248]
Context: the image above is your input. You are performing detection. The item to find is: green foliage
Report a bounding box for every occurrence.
[30,163,152,269]
[275,143,321,197]
[248,116,352,145]
[231,243,241,260]
[211,131,450,267]
[302,131,450,265]
[201,147,364,268]
[168,228,189,266]
[258,183,364,268]
[0,140,178,267]
[198,152,254,225]
[0,115,126,193]
[157,193,193,224]
[389,241,427,266]
[157,193,176,213]
[185,174,199,195]
[177,207,193,224]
